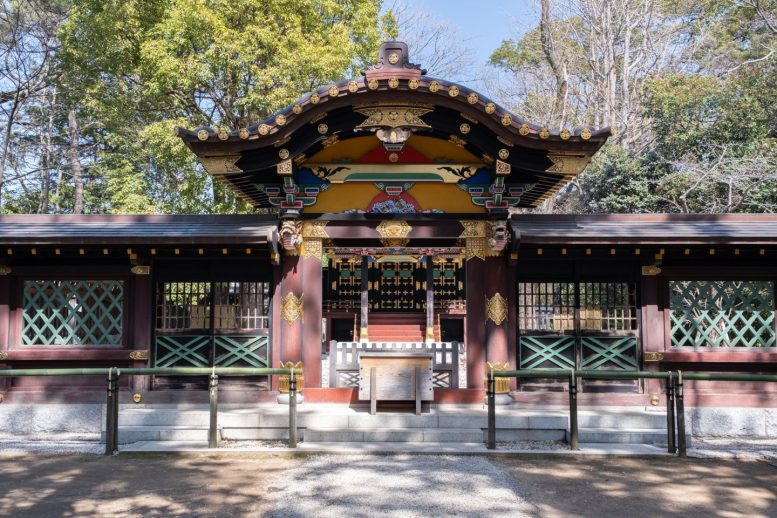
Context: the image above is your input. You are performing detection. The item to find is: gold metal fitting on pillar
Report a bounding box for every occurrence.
[485,362,511,394]
[279,361,304,393]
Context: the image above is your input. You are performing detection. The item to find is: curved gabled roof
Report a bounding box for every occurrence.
[178,41,611,210]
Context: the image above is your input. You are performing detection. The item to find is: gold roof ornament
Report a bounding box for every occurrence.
[428,80,440,92]
[292,104,303,114]
[239,128,249,139]
[217,128,229,140]
[448,85,460,97]
[539,127,550,139]
[317,123,328,134]
[354,106,432,130]
[310,92,320,104]
[376,220,412,247]
[348,80,359,92]
[197,129,209,141]
[368,79,379,90]
[388,52,400,64]
[467,92,478,104]
[278,149,290,160]
[580,128,592,140]
[258,124,270,135]
[501,114,513,126]
[547,154,591,174]
[408,78,419,89]
[459,123,470,134]
[388,77,399,88]
[485,102,496,114]
[518,124,530,136]
[498,148,510,160]
[275,114,286,126]
[328,85,339,97]
[560,128,571,140]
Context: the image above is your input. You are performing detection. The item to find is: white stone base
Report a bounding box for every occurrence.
[276,393,304,405]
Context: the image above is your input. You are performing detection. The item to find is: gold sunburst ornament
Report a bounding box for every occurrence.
[485,293,508,326]
[281,293,304,324]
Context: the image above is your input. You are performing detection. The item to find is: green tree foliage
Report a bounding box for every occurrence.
[54,0,385,214]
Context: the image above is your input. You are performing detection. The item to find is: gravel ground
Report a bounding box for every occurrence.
[497,440,568,450]
[0,440,102,454]
[689,437,777,461]
[219,439,289,449]
[265,454,540,518]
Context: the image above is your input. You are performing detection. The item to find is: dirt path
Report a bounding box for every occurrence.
[1,452,775,517]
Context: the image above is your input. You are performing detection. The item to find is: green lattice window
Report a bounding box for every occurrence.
[670,281,775,348]
[22,280,124,346]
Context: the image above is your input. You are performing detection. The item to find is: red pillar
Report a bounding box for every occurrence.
[281,254,303,363]
[301,247,322,388]
[466,257,486,388]
[484,254,509,365]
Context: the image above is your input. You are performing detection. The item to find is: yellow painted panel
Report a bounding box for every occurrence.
[306,183,485,214]
[307,135,481,164]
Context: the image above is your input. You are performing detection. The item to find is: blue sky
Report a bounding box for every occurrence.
[388,0,538,67]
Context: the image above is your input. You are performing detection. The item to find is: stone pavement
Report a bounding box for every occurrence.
[1,452,776,517]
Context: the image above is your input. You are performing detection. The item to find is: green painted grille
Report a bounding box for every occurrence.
[22,280,124,346]
[670,281,775,347]
[214,335,269,368]
[581,336,639,371]
[155,335,211,367]
[519,335,576,369]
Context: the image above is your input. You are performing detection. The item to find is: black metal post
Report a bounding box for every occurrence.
[568,371,579,450]
[676,370,687,457]
[289,370,298,448]
[208,373,219,448]
[487,371,496,449]
[105,367,119,455]
[666,372,676,454]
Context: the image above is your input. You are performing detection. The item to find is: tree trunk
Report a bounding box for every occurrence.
[68,108,84,214]
[540,0,569,129]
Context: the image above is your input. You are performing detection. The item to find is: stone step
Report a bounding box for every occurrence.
[578,412,667,429]
[119,409,212,427]
[114,425,211,444]
[304,427,484,443]
[573,427,689,445]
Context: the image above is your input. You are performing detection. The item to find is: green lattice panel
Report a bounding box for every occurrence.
[214,335,269,368]
[155,335,211,367]
[22,280,124,345]
[580,336,639,371]
[519,335,576,369]
[670,281,775,348]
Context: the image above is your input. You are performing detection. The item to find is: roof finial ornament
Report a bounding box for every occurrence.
[362,41,426,81]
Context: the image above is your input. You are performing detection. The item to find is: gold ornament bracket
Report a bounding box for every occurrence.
[376,220,412,247]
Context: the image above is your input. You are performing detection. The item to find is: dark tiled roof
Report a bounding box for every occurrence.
[0,215,277,244]
[511,214,777,244]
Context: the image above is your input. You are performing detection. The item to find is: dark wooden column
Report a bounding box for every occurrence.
[425,255,435,342]
[0,272,10,393]
[270,263,283,391]
[301,240,323,388]
[484,254,509,365]
[130,272,153,393]
[640,271,664,396]
[281,253,303,363]
[360,255,369,341]
[465,256,486,388]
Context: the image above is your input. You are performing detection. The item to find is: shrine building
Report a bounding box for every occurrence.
[0,42,776,417]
